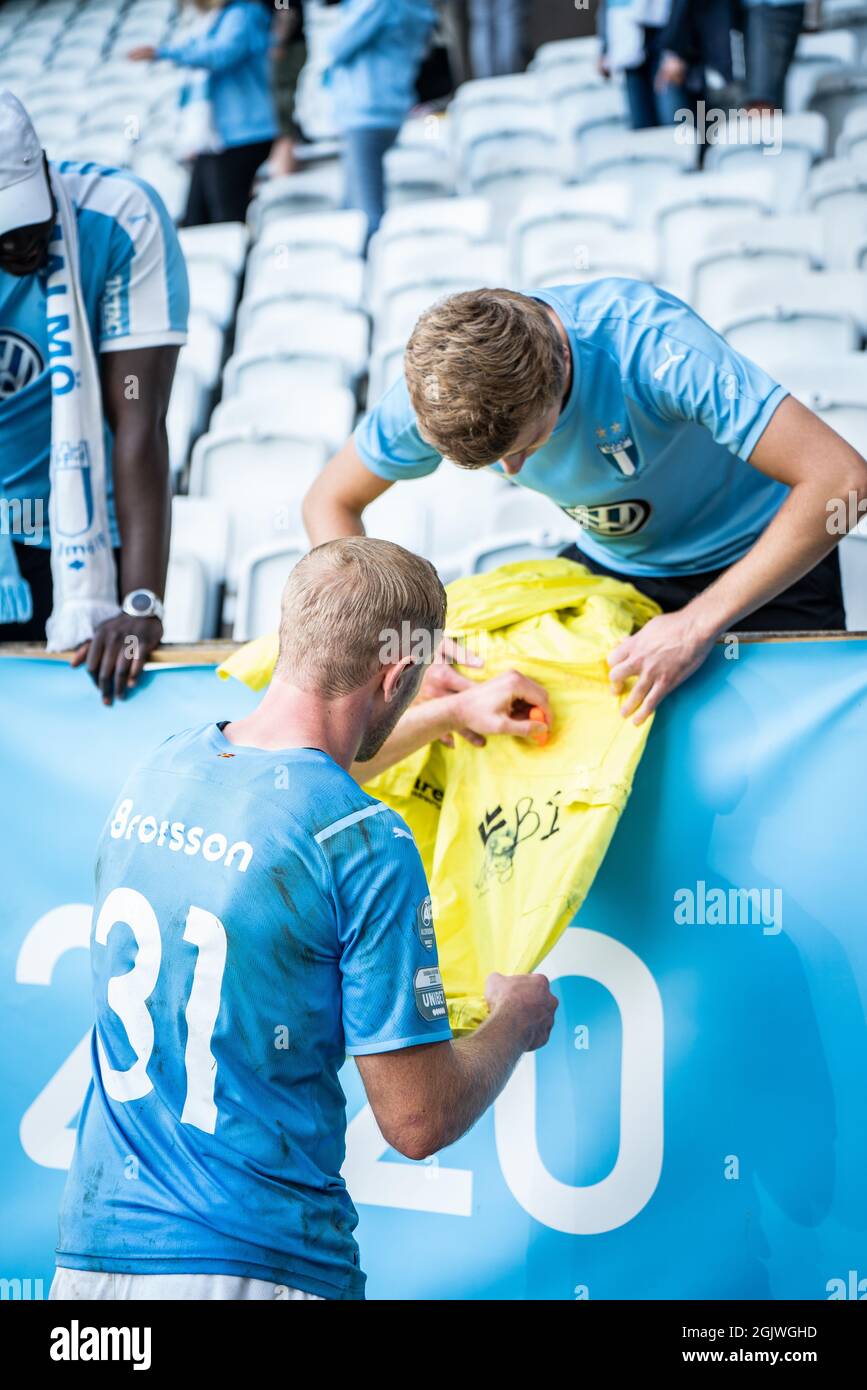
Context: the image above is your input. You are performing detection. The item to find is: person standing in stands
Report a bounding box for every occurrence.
[0,92,188,704]
[324,0,438,249]
[465,0,528,79]
[597,0,689,129]
[129,0,277,226]
[268,0,307,178]
[652,0,738,118]
[741,0,809,110]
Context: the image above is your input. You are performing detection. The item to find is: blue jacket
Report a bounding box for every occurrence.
[159,1,276,149]
[325,0,437,132]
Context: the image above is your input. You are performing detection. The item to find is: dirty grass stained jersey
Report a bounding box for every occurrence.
[57,725,450,1299]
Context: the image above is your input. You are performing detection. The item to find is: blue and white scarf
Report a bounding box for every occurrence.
[0,169,120,647]
[604,0,673,73]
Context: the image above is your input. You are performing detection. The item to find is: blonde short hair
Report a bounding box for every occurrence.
[404,288,566,469]
[275,537,447,697]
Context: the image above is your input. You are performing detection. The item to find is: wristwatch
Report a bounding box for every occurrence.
[121,588,165,623]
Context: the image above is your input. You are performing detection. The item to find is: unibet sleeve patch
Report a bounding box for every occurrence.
[414,965,447,1022]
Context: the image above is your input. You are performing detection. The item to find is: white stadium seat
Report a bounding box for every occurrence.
[367,232,484,315]
[223,347,348,397]
[169,496,231,639]
[163,551,210,644]
[690,239,823,328]
[396,113,449,149]
[529,228,659,289]
[805,157,867,267]
[704,113,828,212]
[762,354,867,454]
[374,280,486,349]
[244,248,364,307]
[366,340,407,403]
[233,540,308,641]
[837,106,867,162]
[547,66,605,105]
[450,73,540,112]
[652,170,777,290]
[180,311,225,391]
[508,183,635,282]
[237,260,365,335]
[584,125,698,205]
[695,213,827,266]
[404,466,511,570]
[131,147,190,223]
[786,29,860,112]
[464,148,564,228]
[453,99,554,157]
[233,305,369,379]
[530,36,601,70]
[372,243,511,345]
[560,86,630,178]
[178,223,249,278]
[247,165,343,236]
[731,269,867,335]
[722,313,857,361]
[189,432,326,507]
[363,489,431,556]
[252,209,368,261]
[807,66,867,147]
[385,142,453,205]
[188,432,325,591]
[185,257,238,331]
[719,268,867,360]
[210,384,357,456]
[166,365,207,478]
[372,197,492,253]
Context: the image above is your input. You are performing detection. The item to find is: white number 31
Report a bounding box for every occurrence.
[92,887,226,1134]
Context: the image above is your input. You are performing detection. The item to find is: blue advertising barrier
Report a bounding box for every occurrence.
[0,644,865,1301]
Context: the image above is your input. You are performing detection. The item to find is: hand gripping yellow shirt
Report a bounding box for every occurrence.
[219,559,660,1031]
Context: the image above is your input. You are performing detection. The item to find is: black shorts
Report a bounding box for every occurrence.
[558,545,847,633]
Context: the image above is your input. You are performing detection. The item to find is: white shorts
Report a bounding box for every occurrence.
[50,1268,323,1301]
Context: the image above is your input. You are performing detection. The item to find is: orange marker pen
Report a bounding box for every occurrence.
[528,705,549,746]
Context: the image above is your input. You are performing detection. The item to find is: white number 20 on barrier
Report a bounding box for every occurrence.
[17,910,663,1233]
[347,928,664,1233]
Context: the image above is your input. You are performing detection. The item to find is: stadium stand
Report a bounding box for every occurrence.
[2,0,867,639]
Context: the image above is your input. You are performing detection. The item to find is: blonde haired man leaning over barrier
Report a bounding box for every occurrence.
[303,281,867,724]
[52,538,557,1302]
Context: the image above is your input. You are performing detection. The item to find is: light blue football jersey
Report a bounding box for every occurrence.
[355,278,790,577]
[0,161,189,548]
[57,723,451,1300]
